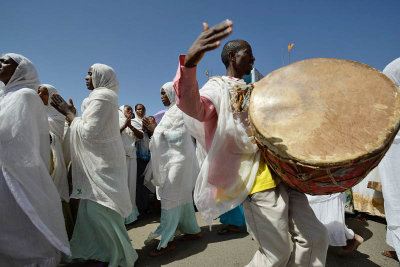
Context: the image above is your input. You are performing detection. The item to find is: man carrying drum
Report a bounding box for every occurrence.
[172,19,329,266]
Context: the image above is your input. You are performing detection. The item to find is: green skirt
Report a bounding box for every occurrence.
[70,199,138,267]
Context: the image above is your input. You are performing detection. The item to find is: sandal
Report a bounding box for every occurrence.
[218,225,243,235]
[381,250,399,261]
[149,243,176,257]
[181,231,203,241]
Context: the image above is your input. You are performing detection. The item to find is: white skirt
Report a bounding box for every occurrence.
[307,192,354,246]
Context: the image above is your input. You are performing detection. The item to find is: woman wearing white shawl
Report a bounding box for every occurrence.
[133,103,153,213]
[146,82,201,256]
[0,53,70,266]
[379,57,400,261]
[51,63,137,266]
[38,84,69,202]
[119,104,141,224]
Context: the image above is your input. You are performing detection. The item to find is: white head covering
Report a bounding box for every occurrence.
[162,81,176,107]
[0,54,70,254]
[150,82,199,210]
[91,63,119,93]
[68,63,132,216]
[119,105,137,158]
[383,57,400,88]
[40,84,65,136]
[39,84,69,202]
[1,53,40,92]
[132,103,151,159]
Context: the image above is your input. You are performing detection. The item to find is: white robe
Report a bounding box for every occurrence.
[42,84,70,202]
[150,82,199,210]
[380,57,400,255]
[119,106,138,214]
[182,77,260,223]
[307,193,354,246]
[67,64,132,217]
[0,54,70,263]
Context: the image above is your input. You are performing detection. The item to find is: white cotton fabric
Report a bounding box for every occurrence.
[68,63,132,217]
[119,105,138,213]
[380,57,400,256]
[41,84,69,202]
[182,77,260,223]
[307,193,354,246]
[150,82,199,210]
[132,106,150,157]
[0,53,70,257]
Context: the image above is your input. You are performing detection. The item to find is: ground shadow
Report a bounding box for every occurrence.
[134,224,248,267]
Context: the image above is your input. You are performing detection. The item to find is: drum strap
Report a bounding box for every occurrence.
[230,83,254,112]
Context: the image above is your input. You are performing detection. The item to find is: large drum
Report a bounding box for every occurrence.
[249,58,400,195]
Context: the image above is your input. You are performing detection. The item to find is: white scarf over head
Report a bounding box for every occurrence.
[379,57,400,256]
[182,76,260,223]
[0,53,70,255]
[150,82,199,210]
[119,105,137,158]
[132,104,150,159]
[40,84,69,202]
[68,63,132,217]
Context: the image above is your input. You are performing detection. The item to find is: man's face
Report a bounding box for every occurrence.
[0,55,18,85]
[38,86,49,105]
[135,104,146,117]
[85,67,94,90]
[235,43,255,77]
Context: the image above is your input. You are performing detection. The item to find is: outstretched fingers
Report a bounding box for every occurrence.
[203,19,233,39]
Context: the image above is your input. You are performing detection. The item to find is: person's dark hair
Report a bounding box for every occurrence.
[148,116,155,119]
[135,104,145,111]
[221,40,249,68]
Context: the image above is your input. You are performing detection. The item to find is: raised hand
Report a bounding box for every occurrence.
[143,117,157,133]
[184,19,233,68]
[50,93,76,124]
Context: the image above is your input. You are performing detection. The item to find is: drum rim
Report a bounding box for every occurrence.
[249,57,400,167]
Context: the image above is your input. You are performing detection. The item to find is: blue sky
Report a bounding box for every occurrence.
[2,1,399,115]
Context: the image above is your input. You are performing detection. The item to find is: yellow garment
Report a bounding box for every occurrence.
[249,157,280,195]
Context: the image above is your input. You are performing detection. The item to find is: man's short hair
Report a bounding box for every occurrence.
[221,40,249,68]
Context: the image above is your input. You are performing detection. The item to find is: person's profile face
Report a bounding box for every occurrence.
[85,67,94,90]
[37,86,49,105]
[124,105,133,119]
[234,43,255,77]
[0,55,18,85]
[135,104,146,117]
[161,88,170,107]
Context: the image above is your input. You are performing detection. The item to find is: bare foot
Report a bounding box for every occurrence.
[149,243,176,257]
[339,234,364,255]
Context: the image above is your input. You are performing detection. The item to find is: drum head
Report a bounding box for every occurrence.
[249,58,400,166]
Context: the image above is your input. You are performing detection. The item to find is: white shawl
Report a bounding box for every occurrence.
[150,82,199,210]
[132,106,150,159]
[379,57,400,255]
[68,63,132,217]
[182,76,260,223]
[41,84,69,202]
[119,105,137,158]
[0,53,70,255]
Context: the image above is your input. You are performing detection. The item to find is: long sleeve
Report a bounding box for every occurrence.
[173,55,218,151]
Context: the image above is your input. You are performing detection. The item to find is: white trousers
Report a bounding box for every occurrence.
[243,183,329,267]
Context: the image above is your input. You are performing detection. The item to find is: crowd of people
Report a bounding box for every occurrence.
[1,19,399,267]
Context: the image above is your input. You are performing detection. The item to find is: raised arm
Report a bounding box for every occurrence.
[173,20,233,122]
